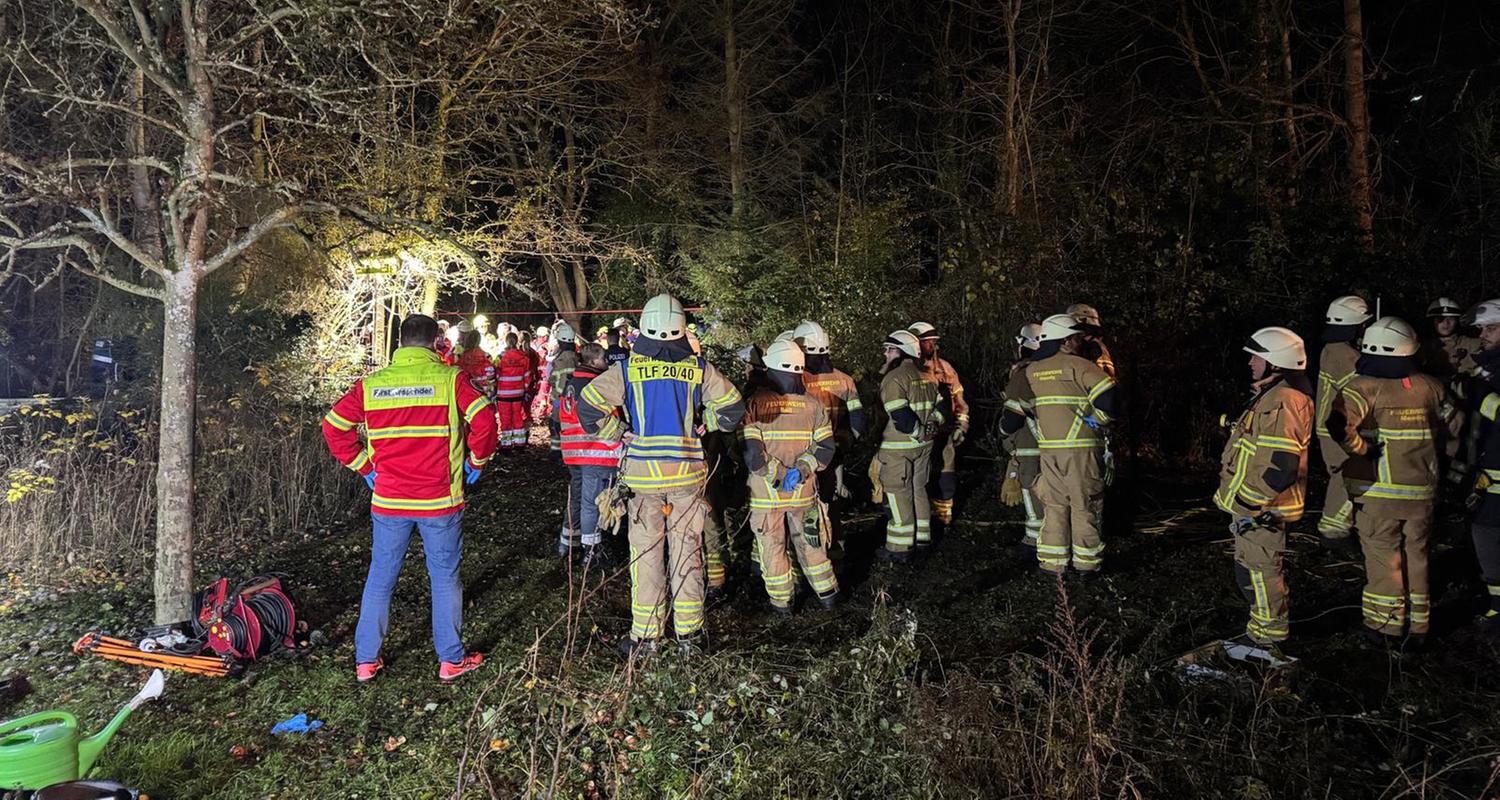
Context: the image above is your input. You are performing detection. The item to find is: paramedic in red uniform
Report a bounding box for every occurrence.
[322,314,498,684]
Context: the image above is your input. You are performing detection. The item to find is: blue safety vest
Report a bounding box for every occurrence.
[621,353,706,462]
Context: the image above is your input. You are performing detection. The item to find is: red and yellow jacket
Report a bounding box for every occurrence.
[558,365,623,467]
[457,348,495,397]
[323,347,499,517]
[496,348,533,401]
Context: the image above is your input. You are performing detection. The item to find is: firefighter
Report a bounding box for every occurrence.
[495,332,533,449]
[547,322,579,460]
[1424,297,1483,497]
[875,329,947,562]
[455,325,495,400]
[557,343,622,566]
[1067,303,1115,378]
[1215,326,1313,645]
[1465,299,1500,634]
[1001,323,1045,552]
[1000,314,1118,575]
[909,322,968,532]
[578,293,745,656]
[796,319,866,552]
[322,314,496,684]
[743,338,840,612]
[1315,295,1372,551]
[1326,317,1450,645]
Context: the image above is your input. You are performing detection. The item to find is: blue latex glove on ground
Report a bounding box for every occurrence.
[781,467,803,492]
[271,713,324,735]
[363,471,377,490]
[464,462,482,485]
[1081,415,1102,431]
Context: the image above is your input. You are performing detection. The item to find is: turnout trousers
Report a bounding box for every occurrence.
[1017,454,1043,546]
[878,445,932,553]
[1036,448,1105,572]
[1233,522,1290,643]
[1317,435,1355,538]
[626,488,708,641]
[1474,523,1500,620]
[1353,507,1432,636]
[750,505,838,609]
[930,430,959,524]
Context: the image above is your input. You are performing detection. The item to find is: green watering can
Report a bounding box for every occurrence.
[0,669,164,790]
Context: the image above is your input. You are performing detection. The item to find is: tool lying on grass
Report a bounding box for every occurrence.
[72,634,234,678]
[0,670,163,791]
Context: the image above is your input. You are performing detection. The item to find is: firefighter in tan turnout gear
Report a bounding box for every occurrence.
[875,330,947,561]
[1000,314,1119,575]
[1067,303,1115,378]
[577,293,745,656]
[1328,317,1451,644]
[742,339,840,612]
[1001,323,1045,550]
[909,322,967,531]
[1423,297,1483,496]
[1217,326,1313,644]
[795,320,866,552]
[1316,295,1372,549]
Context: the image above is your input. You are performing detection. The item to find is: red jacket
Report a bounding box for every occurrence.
[496,348,532,401]
[323,347,499,517]
[559,366,622,467]
[456,348,495,396]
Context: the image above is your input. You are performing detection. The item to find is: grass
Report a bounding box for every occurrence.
[3,442,1500,798]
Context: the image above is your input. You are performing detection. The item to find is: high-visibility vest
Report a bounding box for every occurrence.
[559,369,621,467]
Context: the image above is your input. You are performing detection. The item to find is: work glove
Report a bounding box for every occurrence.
[1000,472,1023,507]
[464,461,482,485]
[363,471,377,490]
[1229,516,1256,536]
[1081,415,1103,431]
[951,426,967,447]
[781,467,804,493]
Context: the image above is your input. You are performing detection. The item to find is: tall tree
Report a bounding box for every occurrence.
[1342,0,1374,251]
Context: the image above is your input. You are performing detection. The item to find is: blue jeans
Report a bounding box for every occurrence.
[578,465,617,546]
[356,510,465,664]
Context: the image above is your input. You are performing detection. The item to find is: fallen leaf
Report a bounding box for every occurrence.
[383,735,407,752]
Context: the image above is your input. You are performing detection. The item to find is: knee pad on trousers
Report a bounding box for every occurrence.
[937,472,957,500]
[1233,561,1255,604]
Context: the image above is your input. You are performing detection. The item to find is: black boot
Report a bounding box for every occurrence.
[617,636,656,660]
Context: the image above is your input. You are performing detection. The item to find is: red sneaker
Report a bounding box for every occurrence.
[438,652,484,683]
[356,657,384,683]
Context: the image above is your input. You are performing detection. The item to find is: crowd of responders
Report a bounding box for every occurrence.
[321,293,1500,681]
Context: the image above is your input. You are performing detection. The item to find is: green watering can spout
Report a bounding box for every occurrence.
[78,669,165,775]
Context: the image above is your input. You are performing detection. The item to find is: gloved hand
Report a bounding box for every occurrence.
[951,426,967,446]
[363,471,377,490]
[1081,415,1102,431]
[781,467,804,492]
[1229,516,1256,536]
[1000,472,1023,506]
[464,461,482,485]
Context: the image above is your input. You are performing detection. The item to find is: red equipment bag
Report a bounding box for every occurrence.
[193,575,298,661]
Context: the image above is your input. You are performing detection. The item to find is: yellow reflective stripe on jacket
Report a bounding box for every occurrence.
[463,396,491,424]
[1482,394,1500,422]
[324,410,357,431]
[880,437,928,451]
[1375,427,1432,441]
[846,397,864,411]
[373,493,461,510]
[346,449,371,471]
[1034,395,1088,407]
[884,397,909,412]
[367,425,450,440]
[1255,434,1303,453]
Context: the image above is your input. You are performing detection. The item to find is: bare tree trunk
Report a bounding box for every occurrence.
[1342,0,1374,251]
[154,268,199,623]
[724,5,747,225]
[1001,0,1022,217]
[129,69,161,261]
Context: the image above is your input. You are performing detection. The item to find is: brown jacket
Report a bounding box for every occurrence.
[1331,372,1450,514]
[742,388,835,510]
[804,368,862,436]
[922,357,969,429]
[879,359,944,453]
[1004,353,1114,452]
[1316,342,1359,441]
[1215,376,1313,520]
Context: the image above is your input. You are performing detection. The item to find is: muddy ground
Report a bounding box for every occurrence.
[2,442,1499,798]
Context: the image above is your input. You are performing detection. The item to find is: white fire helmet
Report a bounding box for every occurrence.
[553,322,576,344]
[1038,313,1085,342]
[794,320,830,354]
[763,339,804,373]
[1360,316,1418,357]
[1016,323,1042,351]
[1469,299,1500,327]
[535,325,550,337]
[1325,295,1372,326]
[1427,297,1462,318]
[884,330,921,359]
[1244,326,1307,370]
[909,321,939,340]
[640,294,687,341]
